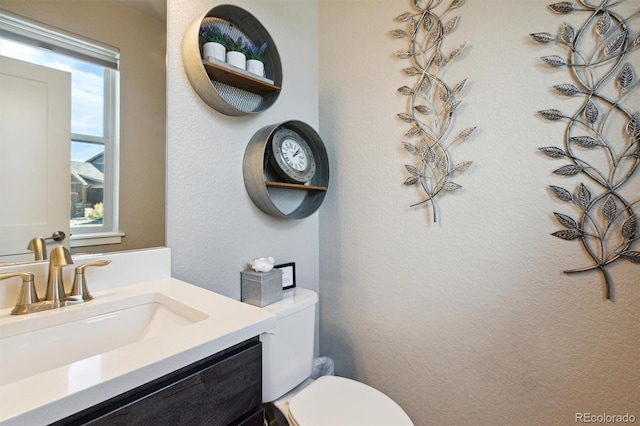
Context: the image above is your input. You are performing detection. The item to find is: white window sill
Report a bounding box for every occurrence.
[70,232,125,248]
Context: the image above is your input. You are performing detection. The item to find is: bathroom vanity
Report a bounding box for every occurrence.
[56,338,264,425]
[0,248,276,425]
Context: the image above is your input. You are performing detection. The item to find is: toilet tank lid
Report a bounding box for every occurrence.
[262,287,318,318]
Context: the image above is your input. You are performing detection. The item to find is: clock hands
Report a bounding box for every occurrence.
[270,130,315,180]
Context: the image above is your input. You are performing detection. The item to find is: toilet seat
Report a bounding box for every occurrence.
[287,376,413,426]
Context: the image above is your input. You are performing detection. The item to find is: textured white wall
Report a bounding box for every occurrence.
[318,0,639,425]
[166,0,319,299]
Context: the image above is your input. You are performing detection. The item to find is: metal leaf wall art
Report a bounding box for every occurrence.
[532,1,639,299]
[391,0,475,222]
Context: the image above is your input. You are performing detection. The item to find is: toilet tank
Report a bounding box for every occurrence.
[260,288,318,402]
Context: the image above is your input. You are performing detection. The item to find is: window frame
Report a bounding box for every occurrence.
[70,68,120,242]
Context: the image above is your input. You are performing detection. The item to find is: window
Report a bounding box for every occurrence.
[0,12,121,244]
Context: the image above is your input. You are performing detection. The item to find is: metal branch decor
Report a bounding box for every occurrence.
[391,0,475,222]
[531,1,640,299]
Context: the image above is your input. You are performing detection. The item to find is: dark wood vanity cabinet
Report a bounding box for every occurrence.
[55,338,263,426]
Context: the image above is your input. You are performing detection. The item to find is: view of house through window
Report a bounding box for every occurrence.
[0,16,119,235]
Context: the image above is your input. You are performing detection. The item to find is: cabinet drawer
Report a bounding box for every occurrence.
[231,407,265,426]
[57,339,262,426]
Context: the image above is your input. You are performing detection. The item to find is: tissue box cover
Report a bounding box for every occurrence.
[241,269,283,307]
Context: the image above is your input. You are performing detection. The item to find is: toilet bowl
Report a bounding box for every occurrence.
[260,288,413,425]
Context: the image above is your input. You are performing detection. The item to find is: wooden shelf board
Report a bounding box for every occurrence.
[265,181,327,191]
[203,60,280,95]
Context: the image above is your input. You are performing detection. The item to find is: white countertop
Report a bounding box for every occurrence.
[0,277,276,425]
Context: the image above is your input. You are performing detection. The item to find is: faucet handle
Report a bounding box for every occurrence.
[0,272,39,315]
[69,260,111,302]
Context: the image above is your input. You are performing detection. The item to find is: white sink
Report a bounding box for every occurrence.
[0,277,276,426]
[0,293,208,386]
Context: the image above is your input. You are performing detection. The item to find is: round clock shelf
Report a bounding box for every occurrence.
[243,121,329,219]
[182,5,282,116]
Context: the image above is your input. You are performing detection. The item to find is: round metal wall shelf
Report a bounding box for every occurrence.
[182,5,282,116]
[243,121,329,219]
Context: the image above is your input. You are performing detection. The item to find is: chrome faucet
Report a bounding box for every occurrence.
[43,246,74,307]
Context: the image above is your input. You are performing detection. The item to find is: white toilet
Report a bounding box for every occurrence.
[260,288,413,425]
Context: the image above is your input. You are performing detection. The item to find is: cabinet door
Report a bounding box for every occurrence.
[63,340,263,426]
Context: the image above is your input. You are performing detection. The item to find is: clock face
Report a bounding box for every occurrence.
[270,128,316,183]
[282,138,308,171]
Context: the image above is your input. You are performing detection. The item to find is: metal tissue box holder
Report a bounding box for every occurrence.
[241,268,282,307]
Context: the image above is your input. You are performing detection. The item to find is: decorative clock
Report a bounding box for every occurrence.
[269,127,317,183]
[243,120,329,219]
